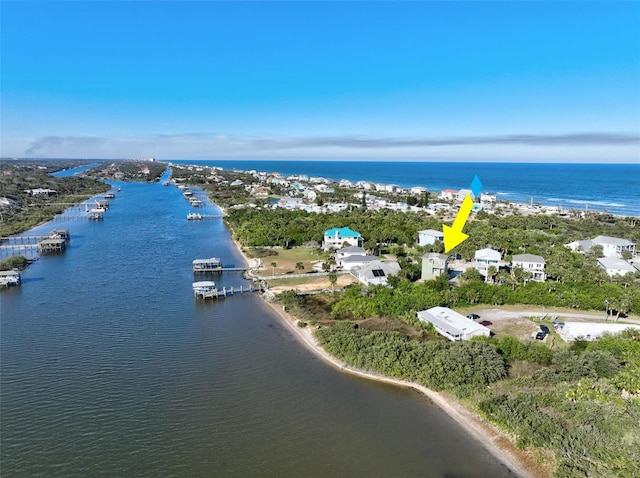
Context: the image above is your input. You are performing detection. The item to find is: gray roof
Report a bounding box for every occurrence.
[512,254,546,264]
[353,260,401,280]
[341,254,379,263]
[592,235,635,246]
[597,257,636,272]
[475,248,500,260]
[337,246,366,254]
[419,229,444,237]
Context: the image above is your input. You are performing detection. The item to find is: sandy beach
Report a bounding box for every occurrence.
[231,238,541,478]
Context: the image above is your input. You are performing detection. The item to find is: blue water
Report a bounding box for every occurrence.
[171,160,640,216]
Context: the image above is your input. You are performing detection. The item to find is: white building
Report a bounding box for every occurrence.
[352,260,401,286]
[566,235,636,258]
[335,246,367,262]
[418,229,444,246]
[592,236,636,258]
[556,322,640,342]
[339,254,380,271]
[417,307,491,341]
[474,248,501,277]
[597,257,638,277]
[322,227,363,251]
[457,189,474,201]
[511,254,547,282]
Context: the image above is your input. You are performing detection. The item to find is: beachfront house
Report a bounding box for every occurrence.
[474,248,501,278]
[421,253,449,281]
[511,254,547,282]
[352,260,401,286]
[322,227,363,251]
[417,307,491,341]
[418,229,444,246]
[439,189,457,201]
[597,257,638,277]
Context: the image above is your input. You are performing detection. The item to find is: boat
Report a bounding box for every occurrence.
[187,213,202,220]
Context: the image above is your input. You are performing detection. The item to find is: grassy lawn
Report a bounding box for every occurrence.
[246,246,327,275]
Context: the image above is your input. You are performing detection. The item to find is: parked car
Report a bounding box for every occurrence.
[535,331,547,340]
[479,320,492,327]
[552,321,565,329]
[467,313,481,320]
[539,325,550,334]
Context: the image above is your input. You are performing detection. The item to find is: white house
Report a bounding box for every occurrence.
[417,307,491,341]
[411,186,427,195]
[439,189,457,201]
[457,189,474,201]
[556,322,640,342]
[335,246,367,262]
[592,235,636,258]
[421,253,449,281]
[339,254,380,271]
[511,254,547,282]
[352,260,401,286]
[474,248,501,277]
[322,227,363,251]
[597,257,637,277]
[566,235,636,258]
[418,229,444,246]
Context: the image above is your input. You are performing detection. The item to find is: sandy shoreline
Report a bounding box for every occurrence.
[230,234,539,478]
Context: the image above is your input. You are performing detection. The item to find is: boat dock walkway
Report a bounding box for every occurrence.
[193,283,259,299]
[193,257,249,273]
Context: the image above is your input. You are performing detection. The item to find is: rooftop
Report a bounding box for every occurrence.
[324,227,361,238]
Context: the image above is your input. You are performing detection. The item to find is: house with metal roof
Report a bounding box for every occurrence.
[417,307,491,341]
[352,260,401,286]
[418,229,444,246]
[511,253,547,282]
[474,248,501,278]
[597,257,638,277]
[322,227,363,251]
[591,235,636,258]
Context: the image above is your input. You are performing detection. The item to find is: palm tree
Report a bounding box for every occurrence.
[270,261,277,276]
[295,261,305,272]
[328,272,338,293]
[486,265,498,284]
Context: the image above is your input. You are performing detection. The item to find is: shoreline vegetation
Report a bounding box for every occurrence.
[3,159,640,477]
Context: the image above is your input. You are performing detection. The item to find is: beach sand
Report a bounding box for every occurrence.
[231,239,544,478]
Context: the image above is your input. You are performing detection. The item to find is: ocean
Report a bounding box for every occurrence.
[171,160,640,217]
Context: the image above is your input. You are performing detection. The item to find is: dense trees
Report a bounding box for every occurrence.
[314,319,640,477]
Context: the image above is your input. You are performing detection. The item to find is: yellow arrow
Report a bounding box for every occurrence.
[442,194,474,253]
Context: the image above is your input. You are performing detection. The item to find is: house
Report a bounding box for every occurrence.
[322,227,363,251]
[421,253,449,281]
[339,254,380,271]
[439,189,457,201]
[335,246,367,262]
[457,189,474,201]
[474,248,501,277]
[418,229,444,246]
[352,260,401,286]
[597,257,637,277]
[556,322,640,342]
[565,239,595,254]
[417,307,491,341]
[591,236,636,258]
[566,235,636,258]
[511,254,546,282]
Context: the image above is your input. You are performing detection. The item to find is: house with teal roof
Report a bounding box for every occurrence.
[323,227,363,251]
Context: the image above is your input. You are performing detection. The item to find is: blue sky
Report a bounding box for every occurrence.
[1,1,639,162]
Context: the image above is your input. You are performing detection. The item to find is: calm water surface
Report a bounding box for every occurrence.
[1,173,518,477]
